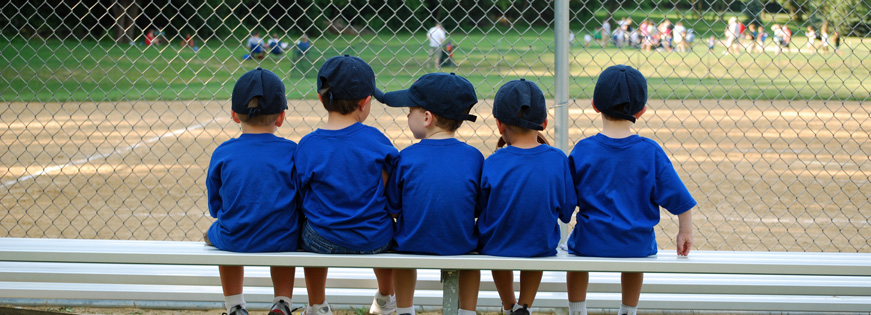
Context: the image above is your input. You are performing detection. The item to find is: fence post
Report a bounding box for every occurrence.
[554,0,571,243]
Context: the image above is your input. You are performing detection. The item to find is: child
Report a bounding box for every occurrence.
[565,65,695,315]
[293,55,398,315]
[377,72,483,315]
[247,31,266,59]
[205,67,299,315]
[477,79,577,315]
[707,35,716,53]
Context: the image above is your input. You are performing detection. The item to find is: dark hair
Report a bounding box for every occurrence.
[236,96,280,126]
[413,106,465,132]
[599,102,638,122]
[505,124,536,135]
[318,80,364,114]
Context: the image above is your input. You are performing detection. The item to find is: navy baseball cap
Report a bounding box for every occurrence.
[317,55,376,102]
[593,65,648,123]
[493,78,546,131]
[378,72,478,122]
[231,67,288,117]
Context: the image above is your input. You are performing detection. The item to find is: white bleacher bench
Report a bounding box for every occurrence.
[1,238,870,314]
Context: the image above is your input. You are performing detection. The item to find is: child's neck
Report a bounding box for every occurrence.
[504,132,540,149]
[423,128,455,140]
[600,117,635,139]
[323,111,363,130]
[240,123,276,134]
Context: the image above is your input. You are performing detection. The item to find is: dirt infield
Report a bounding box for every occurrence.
[1,99,869,252]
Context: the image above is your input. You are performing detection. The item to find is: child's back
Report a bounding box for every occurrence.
[388,138,482,254]
[567,134,694,257]
[207,133,298,252]
[294,122,396,250]
[478,144,575,257]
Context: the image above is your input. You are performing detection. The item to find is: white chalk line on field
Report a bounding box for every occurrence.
[2,119,220,189]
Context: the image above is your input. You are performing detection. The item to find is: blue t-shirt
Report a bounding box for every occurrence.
[206,133,300,253]
[477,144,577,257]
[387,138,483,255]
[567,134,696,258]
[294,122,399,251]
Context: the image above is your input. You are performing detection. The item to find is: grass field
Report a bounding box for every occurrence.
[2,27,869,102]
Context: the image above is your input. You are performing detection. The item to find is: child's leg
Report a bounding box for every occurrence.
[393,268,416,309]
[566,271,589,315]
[621,272,643,307]
[491,270,517,311]
[219,265,246,311]
[271,266,295,298]
[566,271,589,302]
[517,270,543,308]
[371,268,396,314]
[374,268,395,296]
[619,272,644,315]
[304,267,328,306]
[458,269,480,312]
[269,266,295,315]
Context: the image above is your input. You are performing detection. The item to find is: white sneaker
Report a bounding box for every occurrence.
[369,292,396,314]
[306,303,332,315]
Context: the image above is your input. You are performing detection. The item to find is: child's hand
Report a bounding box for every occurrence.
[676,230,692,256]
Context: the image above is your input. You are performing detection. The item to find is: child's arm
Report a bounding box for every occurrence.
[676,210,693,256]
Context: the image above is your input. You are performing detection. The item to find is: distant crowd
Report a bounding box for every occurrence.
[573,17,843,55]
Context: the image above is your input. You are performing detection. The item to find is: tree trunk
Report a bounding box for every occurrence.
[111,0,140,43]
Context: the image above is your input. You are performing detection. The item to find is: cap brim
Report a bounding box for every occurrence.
[373,88,386,103]
[381,89,417,108]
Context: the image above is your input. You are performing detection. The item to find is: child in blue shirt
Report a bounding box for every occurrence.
[205,67,299,315]
[477,79,577,315]
[566,65,695,315]
[378,72,483,315]
[293,55,398,315]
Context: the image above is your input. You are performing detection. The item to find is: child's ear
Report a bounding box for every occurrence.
[358,95,372,110]
[540,118,548,129]
[634,106,647,119]
[274,111,286,127]
[231,111,241,124]
[592,100,601,113]
[423,110,435,127]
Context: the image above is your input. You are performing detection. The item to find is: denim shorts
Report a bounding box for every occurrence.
[300,221,391,254]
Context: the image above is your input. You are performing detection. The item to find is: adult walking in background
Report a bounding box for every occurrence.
[426,23,447,69]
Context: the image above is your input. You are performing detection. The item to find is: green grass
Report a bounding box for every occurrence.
[2,25,869,102]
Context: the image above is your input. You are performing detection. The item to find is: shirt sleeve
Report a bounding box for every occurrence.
[653,149,696,215]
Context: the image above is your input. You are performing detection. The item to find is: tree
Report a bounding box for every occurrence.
[776,0,807,22]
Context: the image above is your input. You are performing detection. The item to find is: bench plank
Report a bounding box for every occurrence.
[2,238,870,276]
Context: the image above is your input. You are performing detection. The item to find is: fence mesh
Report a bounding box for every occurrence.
[1,0,869,252]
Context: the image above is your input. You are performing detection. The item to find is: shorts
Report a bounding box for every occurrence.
[429,45,442,59]
[300,221,391,254]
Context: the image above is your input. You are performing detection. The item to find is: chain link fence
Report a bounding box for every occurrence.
[1,0,869,252]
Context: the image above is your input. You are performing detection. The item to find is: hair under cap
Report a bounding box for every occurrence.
[377,72,478,122]
[231,67,288,117]
[492,78,546,131]
[593,65,647,123]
